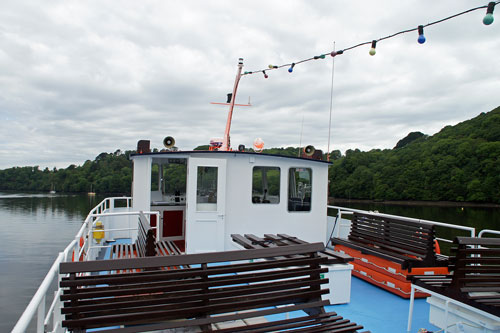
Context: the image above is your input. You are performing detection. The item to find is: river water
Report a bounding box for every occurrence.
[1,192,499,331]
[0,192,106,332]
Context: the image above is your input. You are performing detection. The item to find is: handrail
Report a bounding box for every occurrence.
[327,205,476,240]
[12,252,64,333]
[478,229,500,238]
[12,197,135,333]
[82,210,160,259]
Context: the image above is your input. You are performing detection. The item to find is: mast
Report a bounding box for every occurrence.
[220,58,244,151]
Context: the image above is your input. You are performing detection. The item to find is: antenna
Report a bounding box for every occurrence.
[327,42,336,161]
[298,114,304,157]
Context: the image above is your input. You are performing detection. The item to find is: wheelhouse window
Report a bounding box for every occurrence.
[196,166,218,211]
[252,167,280,204]
[288,168,312,212]
[151,163,159,191]
[162,160,187,199]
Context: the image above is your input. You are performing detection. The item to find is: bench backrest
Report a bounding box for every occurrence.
[449,236,500,291]
[136,212,156,257]
[349,212,437,265]
[59,243,330,331]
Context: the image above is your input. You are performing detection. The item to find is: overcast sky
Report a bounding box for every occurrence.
[1,0,499,169]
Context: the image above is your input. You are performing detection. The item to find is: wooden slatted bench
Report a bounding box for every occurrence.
[331,212,447,271]
[59,243,368,332]
[409,236,500,318]
[155,239,189,269]
[232,233,354,265]
[111,213,156,259]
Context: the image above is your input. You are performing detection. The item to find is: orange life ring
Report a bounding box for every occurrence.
[434,239,441,254]
[77,237,86,261]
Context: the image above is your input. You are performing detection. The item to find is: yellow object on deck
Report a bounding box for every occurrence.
[93,221,105,244]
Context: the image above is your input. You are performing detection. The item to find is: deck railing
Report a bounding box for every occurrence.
[11,197,160,333]
[478,229,500,238]
[327,205,476,246]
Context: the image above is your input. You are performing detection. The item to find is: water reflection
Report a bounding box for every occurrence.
[0,192,106,332]
[0,192,105,219]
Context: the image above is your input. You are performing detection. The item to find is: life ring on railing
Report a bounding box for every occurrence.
[72,237,85,261]
[71,237,87,262]
[434,239,441,254]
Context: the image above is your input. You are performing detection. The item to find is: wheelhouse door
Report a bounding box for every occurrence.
[185,158,227,253]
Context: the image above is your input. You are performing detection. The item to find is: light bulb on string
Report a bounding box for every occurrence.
[369,40,377,56]
[268,64,278,69]
[483,2,495,25]
[330,50,344,57]
[263,70,268,79]
[288,63,295,73]
[417,25,426,44]
[314,54,326,59]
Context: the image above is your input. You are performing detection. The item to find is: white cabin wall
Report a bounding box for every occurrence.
[130,156,152,240]
[223,154,328,250]
[132,156,152,211]
[131,152,329,252]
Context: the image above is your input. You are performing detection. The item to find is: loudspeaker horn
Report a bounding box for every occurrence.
[304,145,315,156]
[163,136,175,148]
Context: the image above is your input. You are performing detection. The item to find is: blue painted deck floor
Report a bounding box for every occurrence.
[328,276,439,333]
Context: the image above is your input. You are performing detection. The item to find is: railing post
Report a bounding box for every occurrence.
[407,285,415,332]
[37,295,45,333]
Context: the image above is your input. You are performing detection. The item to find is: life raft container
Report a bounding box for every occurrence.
[335,244,449,299]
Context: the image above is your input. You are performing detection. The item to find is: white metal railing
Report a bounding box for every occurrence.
[11,197,162,333]
[327,205,476,245]
[83,211,159,260]
[478,229,500,238]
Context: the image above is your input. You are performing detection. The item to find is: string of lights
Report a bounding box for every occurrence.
[243,1,498,78]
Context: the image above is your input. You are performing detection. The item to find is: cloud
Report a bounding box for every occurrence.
[0,0,499,169]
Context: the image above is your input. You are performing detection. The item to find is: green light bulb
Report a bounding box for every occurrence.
[483,2,495,25]
[483,13,494,25]
[369,40,377,56]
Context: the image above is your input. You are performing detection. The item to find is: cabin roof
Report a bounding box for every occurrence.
[130,150,332,165]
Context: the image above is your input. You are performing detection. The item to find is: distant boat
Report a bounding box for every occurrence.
[49,184,56,194]
[88,184,96,196]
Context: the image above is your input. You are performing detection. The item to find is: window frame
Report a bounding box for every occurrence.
[251,166,281,205]
[287,167,313,213]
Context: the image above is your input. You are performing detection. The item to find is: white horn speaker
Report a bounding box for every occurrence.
[163,136,175,148]
[304,145,315,156]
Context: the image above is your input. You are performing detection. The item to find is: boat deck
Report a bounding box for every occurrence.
[330,276,439,333]
[99,238,437,333]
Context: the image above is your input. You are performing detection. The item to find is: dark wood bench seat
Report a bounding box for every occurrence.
[156,239,182,256]
[409,236,500,317]
[59,243,368,332]
[232,233,354,265]
[331,212,447,271]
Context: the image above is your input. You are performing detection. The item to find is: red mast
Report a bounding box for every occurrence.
[220,58,244,151]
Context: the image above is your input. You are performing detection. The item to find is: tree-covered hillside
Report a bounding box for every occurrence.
[0,150,133,194]
[1,106,499,203]
[329,106,500,203]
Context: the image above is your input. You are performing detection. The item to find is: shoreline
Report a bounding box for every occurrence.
[328,198,500,209]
